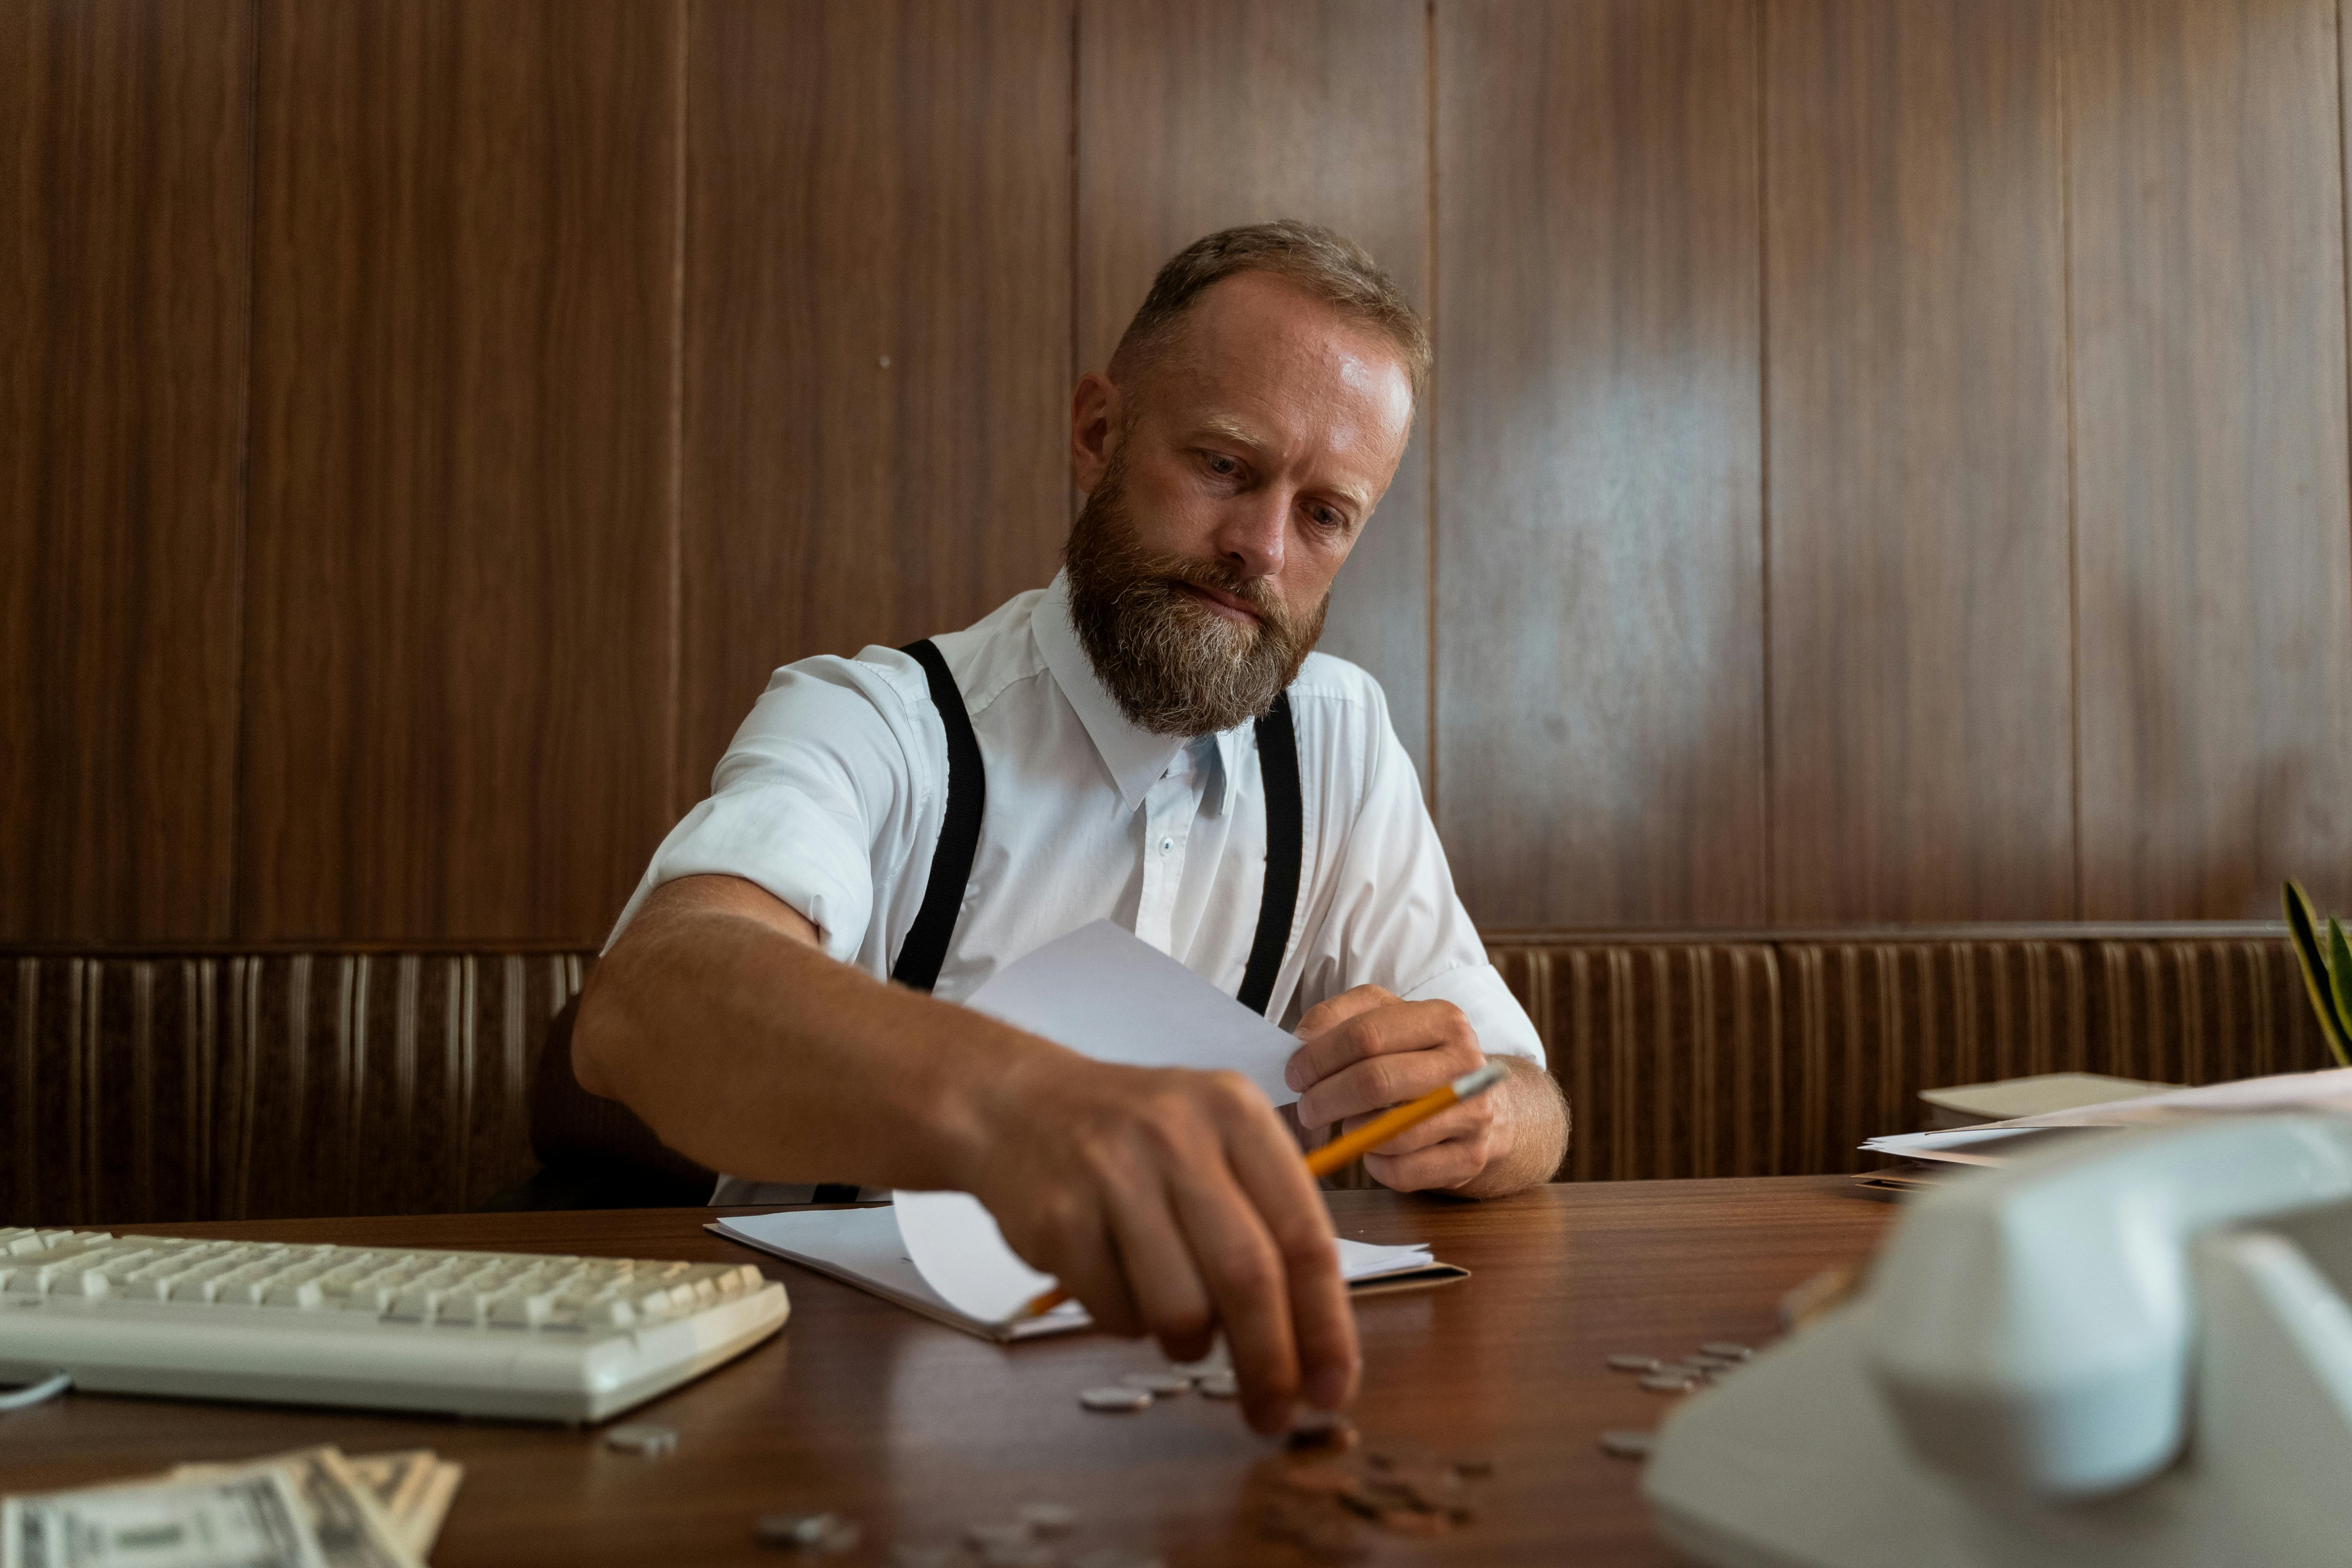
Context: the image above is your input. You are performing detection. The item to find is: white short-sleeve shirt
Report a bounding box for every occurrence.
[612,574,1542,1199]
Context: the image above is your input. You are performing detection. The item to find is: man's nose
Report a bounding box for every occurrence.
[1212,491,1289,580]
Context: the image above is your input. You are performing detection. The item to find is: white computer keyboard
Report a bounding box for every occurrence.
[0,1228,789,1423]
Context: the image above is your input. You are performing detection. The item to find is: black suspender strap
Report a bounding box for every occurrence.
[885,638,1301,1024]
[890,638,987,996]
[1237,692,1302,1017]
[810,641,987,1203]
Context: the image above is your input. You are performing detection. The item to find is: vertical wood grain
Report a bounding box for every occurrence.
[0,1,252,940]
[1766,0,2075,921]
[677,0,1073,806]
[239,0,682,941]
[1434,0,1766,927]
[1075,0,1433,777]
[2069,0,2352,918]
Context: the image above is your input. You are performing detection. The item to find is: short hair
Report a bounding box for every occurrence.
[1107,220,1431,404]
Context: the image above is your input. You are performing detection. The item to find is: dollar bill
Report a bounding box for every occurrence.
[387,1465,459,1560]
[2,1470,324,1568]
[336,1457,431,1538]
[168,1451,416,1568]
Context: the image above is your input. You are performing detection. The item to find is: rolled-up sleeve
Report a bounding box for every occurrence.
[1298,682,1545,1068]
[605,656,925,965]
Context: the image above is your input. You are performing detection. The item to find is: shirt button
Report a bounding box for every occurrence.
[1159,837,1173,854]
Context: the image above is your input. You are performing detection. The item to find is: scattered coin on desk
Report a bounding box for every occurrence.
[754,1510,861,1553]
[1606,1353,1662,1372]
[1283,1413,1361,1454]
[604,1421,678,1457]
[1247,1431,1492,1553]
[1700,1341,1754,1360]
[1121,1370,1194,1396]
[1599,1430,1656,1460]
[1639,1373,1697,1392]
[1195,1370,1238,1399]
[1080,1384,1155,1412]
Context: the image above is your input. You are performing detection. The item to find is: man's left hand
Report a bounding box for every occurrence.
[1283,986,1502,1192]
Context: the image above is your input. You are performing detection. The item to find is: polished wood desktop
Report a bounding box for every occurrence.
[0,1179,1895,1566]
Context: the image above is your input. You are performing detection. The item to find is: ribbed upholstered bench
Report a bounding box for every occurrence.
[3,925,2332,1225]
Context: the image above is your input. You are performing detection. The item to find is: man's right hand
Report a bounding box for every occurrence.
[963,1051,1360,1436]
[578,874,1355,1436]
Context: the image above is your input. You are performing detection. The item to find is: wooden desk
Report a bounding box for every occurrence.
[0,1178,1893,1565]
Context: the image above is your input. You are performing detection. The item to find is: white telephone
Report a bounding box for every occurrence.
[1645,1115,2352,1568]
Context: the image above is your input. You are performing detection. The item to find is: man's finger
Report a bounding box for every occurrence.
[1334,1098,1491,1157]
[1019,1191,1142,1337]
[1366,1133,1491,1193]
[1285,1000,1472,1094]
[1097,1166,1218,1363]
[1290,985,1398,1047]
[1165,1159,1301,1435]
[1296,1037,1482,1132]
[1223,1101,1358,1418]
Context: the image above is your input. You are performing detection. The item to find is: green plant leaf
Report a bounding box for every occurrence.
[2329,916,2352,1056]
[2284,881,2352,1067]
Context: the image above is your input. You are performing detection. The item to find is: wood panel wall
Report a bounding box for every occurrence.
[6,0,2352,944]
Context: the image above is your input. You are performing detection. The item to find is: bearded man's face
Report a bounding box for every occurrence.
[1064,445,1329,736]
[1061,272,1416,738]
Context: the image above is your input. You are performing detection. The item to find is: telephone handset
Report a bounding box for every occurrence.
[1646,1115,2352,1568]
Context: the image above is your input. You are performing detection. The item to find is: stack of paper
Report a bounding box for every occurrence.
[1866,1067,2352,1170]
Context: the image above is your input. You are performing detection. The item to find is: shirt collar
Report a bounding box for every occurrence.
[1034,572,1240,816]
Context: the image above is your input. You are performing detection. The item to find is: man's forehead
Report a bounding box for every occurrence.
[1143,276,1413,476]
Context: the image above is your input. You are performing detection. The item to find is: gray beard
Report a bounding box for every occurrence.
[1063,459,1327,738]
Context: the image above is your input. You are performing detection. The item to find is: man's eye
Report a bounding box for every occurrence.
[1311,506,1345,530]
[1204,454,1238,477]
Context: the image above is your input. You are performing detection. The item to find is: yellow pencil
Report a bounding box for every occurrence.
[1017,1060,1509,1321]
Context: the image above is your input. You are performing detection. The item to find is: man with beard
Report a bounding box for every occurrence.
[575,221,1569,1433]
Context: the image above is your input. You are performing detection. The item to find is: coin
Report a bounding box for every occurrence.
[1195,1371,1239,1399]
[604,1423,677,1457]
[1019,1502,1076,1535]
[1638,1374,1696,1392]
[1080,1385,1153,1412]
[1699,1342,1754,1359]
[1599,1430,1655,1459]
[1121,1371,1193,1396]
[1284,1414,1360,1453]
[1606,1354,1661,1372]
[754,1511,842,1547]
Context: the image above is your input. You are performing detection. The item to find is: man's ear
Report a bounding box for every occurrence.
[1069,371,1121,495]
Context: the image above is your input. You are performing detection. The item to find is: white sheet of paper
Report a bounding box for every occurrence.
[956,919,1302,1106]
[895,920,1310,1320]
[715,1204,1442,1336]
[892,1189,1057,1323]
[1864,1067,2352,1163]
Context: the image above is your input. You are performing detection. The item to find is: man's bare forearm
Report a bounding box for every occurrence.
[572,875,1058,1191]
[1454,1057,1569,1199]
